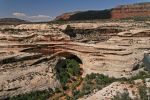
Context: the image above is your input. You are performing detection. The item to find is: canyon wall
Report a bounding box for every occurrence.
[55,10,111,21]
[111,2,150,19]
[55,2,150,21]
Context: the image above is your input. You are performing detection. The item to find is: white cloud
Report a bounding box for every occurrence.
[12,12,52,22]
[13,12,26,17]
[28,15,52,22]
[29,15,51,19]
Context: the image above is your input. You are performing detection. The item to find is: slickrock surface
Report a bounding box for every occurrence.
[79,82,138,100]
[79,80,142,100]
[0,21,149,99]
[80,78,150,100]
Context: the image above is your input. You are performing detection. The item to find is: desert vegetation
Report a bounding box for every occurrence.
[111,85,150,100]
[112,91,132,100]
[56,59,81,85]
[9,89,54,100]
[8,68,150,100]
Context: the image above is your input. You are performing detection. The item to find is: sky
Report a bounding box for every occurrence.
[0,0,149,22]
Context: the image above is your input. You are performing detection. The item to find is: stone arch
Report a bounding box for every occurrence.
[55,51,83,64]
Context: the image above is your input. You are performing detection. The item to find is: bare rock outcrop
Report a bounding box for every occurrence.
[0,20,149,99]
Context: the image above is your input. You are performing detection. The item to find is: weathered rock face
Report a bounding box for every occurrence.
[0,24,71,99]
[55,12,80,21]
[55,10,111,21]
[111,2,150,19]
[55,2,150,21]
[0,20,149,99]
[63,25,123,43]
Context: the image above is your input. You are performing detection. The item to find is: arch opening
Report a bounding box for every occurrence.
[56,52,83,64]
[54,52,83,86]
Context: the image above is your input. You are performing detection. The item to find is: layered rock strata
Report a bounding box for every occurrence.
[0,21,149,99]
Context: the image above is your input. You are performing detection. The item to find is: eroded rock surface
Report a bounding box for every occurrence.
[0,21,149,99]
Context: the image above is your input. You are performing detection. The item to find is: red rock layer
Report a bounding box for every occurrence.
[111,3,150,19]
[55,2,150,21]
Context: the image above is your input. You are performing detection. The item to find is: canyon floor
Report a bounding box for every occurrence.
[0,20,150,99]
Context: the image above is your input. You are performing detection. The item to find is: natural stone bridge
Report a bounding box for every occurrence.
[0,22,149,99]
[1,36,150,78]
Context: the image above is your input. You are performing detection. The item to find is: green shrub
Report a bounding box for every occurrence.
[57,59,81,85]
[139,86,148,100]
[73,73,117,98]
[127,71,150,84]
[66,59,80,76]
[9,89,53,100]
[73,90,80,99]
[112,92,132,100]
[55,88,61,93]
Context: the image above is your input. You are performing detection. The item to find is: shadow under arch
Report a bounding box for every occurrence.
[56,51,83,64]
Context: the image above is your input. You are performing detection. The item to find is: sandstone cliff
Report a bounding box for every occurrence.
[55,11,80,21]
[55,2,150,21]
[55,10,111,21]
[111,2,150,19]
